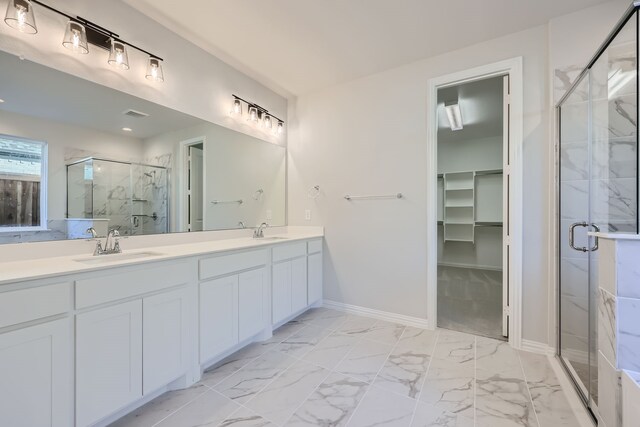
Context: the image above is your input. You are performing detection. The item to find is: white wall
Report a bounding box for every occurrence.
[288,25,549,337]
[0,0,286,145]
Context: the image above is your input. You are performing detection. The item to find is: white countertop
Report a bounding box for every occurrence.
[0,229,323,286]
[589,232,640,240]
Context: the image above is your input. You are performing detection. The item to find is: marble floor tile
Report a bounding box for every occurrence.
[348,385,416,427]
[245,359,331,424]
[214,350,297,403]
[109,383,209,427]
[411,401,474,427]
[304,311,351,330]
[518,351,581,427]
[202,342,280,387]
[475,377,538,427]
[276,324,333,358]
[336,316,379,337]
[285,372,370,426]
[155,390,240,427]
[476,336,524,380]
[360,320,406,345]
[219,407,277,427]
[268,321,308,343]
[335,338,393,383]
[303,332,359,370]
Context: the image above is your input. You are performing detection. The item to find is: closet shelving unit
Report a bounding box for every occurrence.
[438,168,503,244]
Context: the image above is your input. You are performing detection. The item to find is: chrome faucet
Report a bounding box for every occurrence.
[87,227,122,256]
[253,222,269,238]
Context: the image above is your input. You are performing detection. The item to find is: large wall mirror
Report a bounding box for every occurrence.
[0,51,286,244]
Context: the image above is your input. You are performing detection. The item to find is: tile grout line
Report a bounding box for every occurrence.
[342,323,416,426]
[516,349,542,427]
[150,386,212,427]
[408,328,441,426]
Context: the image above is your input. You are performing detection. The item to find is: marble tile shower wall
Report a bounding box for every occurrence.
[596,237,640,427]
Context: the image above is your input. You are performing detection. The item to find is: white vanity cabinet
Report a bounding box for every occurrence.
[0,282,73,427]
[75,261,194,427]
[307,239,323,304]
[76,300,143,427]
[272,242,309,324]
[199,249,268,364]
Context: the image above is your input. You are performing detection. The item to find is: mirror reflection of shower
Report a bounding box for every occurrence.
[66,157,169,238]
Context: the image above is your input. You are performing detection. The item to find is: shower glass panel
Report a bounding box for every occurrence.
[557,9,638,413]
[66,158,169,237]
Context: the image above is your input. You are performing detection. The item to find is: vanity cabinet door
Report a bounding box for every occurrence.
[200,276,239,363]
[0,318,71,427]
[272,262,292,324]
[143,288,189,394]
[76,300,143,427]
[238,268,266,342]
[291,257,308,314]
[308,252,323,304]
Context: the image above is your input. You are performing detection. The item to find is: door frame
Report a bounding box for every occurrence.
[426,57,524,348]
[177,136,207,232]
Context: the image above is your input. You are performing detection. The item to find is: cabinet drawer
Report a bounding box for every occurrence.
[76,262,190,309]
[199,249,268,281]
[307,239,323,254]
[0,283,71,329]
[272,242,307,263]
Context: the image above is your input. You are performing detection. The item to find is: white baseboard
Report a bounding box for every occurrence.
[521,339,554,355]
[322,300,431,329]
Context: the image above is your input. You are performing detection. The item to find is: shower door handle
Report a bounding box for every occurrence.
[590,223,600,252]
[569,221,588,252]
[569,222,600,252]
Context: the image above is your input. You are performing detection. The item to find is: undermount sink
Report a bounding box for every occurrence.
[73,251,166,265]
[255,236,289,241]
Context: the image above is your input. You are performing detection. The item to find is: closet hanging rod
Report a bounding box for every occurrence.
[211,199,244,205]
[344,193,403,201]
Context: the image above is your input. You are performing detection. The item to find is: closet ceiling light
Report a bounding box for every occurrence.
[122,127,132,132]
[63,21,89,54]
[108,39,130,70]
[4,0,37,34]
[0,99,4,103]
[146,57,164,82]
[444,102,463,131]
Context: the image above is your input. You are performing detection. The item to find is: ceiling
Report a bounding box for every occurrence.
[438,76,505,143]
[125,0,611,96]
[0,51,204,140]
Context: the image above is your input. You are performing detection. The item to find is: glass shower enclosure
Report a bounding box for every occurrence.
[557,5,639,415]
[66,158,169,237]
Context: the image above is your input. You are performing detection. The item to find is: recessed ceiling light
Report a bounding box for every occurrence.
[122,127,133,132]
[0,99,5,103]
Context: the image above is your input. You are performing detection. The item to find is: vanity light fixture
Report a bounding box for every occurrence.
[230,97,243,116]
[3,0,164,81]
[62,20,88,54]
[4,0,37,34]
[231,94,285,137]
[146,57,164,82]
[108,39,129,70]
[444,101,463,131]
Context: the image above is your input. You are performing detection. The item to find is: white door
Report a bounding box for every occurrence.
[307,252,323,304]
[272,262,291,324]
[188,146,204,232]
[199,276,238,362]
[238,268,266,341]
[291,257,308,314]
[0,318,71,427]
[502,75,510,338]
[143,288,189,394]
[76,300,143,427]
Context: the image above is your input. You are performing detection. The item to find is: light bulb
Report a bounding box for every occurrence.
[263,114,272,130]
[231,98,242,115]
[108,39,130,70]
[248,106,258,123]
[4,0,37,34]
[63,21,89,54]
[277,122,284,135]
[145,57,164,82]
